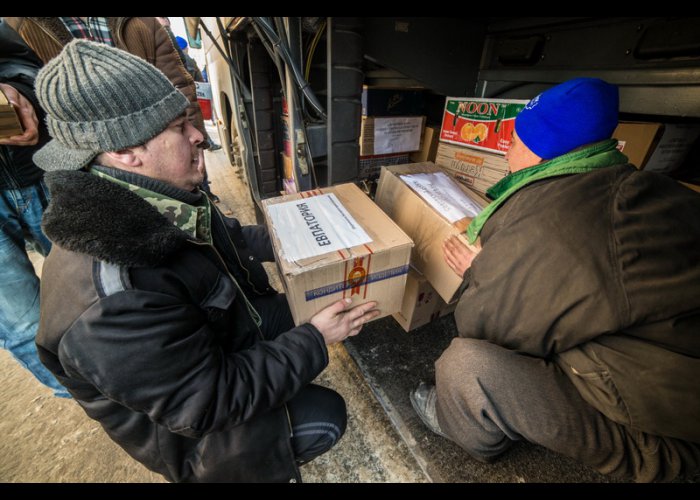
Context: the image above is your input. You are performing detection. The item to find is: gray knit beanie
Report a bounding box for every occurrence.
[34,39,189,171]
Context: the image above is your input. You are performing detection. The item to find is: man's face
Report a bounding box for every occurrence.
[135,116,205,191]
[505,129,542,173]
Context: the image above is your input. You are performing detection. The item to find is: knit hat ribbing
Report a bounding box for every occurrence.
[514,77,619,160]
[34,39,189,171]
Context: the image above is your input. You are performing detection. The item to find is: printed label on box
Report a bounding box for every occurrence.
[400,172,484,223]
[266,193,372,261]
[373,116,423,155]
[440,98,527,154]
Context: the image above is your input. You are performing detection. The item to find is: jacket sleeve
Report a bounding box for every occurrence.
[59,286,328,438]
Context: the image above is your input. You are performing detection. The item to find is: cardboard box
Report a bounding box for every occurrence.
[282,153,294,179]
[360,116,426,156]
[439,97,527,155]
[362,87,425,117]
[393,267,454,332]
[643,123,700,174]
[613,122,663,170]
[410,125,440,163]
[0,88,23,139]
[680,181,700,194]
[359,153,411,180]
[435,142,510,196]
[375,162,486,303]
[262,183,413,325]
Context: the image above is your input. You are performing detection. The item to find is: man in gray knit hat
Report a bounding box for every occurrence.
[34,39,379,483]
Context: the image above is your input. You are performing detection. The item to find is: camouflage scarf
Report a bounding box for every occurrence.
[92,168,213,245]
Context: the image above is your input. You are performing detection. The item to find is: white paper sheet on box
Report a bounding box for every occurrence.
[400,172,484,223]
[373,116,423,155]
[266,193,372,262]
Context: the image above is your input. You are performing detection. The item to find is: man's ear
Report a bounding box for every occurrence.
[102,148,142,169]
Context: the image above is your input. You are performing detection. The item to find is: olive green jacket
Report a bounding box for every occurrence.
[455,158,700,443]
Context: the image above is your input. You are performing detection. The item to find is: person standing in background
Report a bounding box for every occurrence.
[0,20,69,398]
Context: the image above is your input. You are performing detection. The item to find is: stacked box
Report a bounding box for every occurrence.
[360,116,426,156]
[410,126,440,163]
[362,87,425,117]
[262,183,413,325]
[614,122,664,170]
[439,97,527,155]
[359,153,411,180]
[435,142,510,196]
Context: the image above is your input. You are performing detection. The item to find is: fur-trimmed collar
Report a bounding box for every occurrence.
[42,170,190,267]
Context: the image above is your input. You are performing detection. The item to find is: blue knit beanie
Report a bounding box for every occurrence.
[175,36,188,51]
[515,78,619,160]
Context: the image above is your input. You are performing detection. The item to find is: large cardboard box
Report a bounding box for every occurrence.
[643,123,700,174]
[262,183,413,325]
[0,88,23,139]
[439,97,527,155]
[392,267,455,332]
[410,125,440,163]
[435,141,510,196]
[360,116,426,156]
[613,122,664,170]
[680,181,700,194]
[375,162,486,303]
[358,152,411,180]
[362,87,425,117]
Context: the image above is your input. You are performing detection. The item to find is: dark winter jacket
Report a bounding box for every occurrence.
[0,19,47,189]
[36,169,329,482]
[455,162,700,443]
[3,17,205,138]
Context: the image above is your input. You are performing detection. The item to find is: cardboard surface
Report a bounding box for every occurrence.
[613,121,663,170]
[362,87,425,117]
[358,153,411,180]
[375,162,486,303]
[680,181,700,194]
[439,97,527,155]
[392,267,454,332]
[410,125,440,163]
[643,123,700,174]
[263,183,413,325]
[0,88,23,139]
[435,141,510,196]
[360,116,425,156]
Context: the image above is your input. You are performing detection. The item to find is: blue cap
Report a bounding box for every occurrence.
[175,36,188,51]
[515,78,619,160]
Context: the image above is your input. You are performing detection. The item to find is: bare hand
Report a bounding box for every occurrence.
[442,235,481,278]
[0,83,39,146]
[310,298,380,345]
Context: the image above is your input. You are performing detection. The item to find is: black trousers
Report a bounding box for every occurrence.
[251,293,347,464]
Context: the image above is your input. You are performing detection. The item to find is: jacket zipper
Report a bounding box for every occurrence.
[211,205,267,295]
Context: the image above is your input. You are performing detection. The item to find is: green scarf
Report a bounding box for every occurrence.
[92,169,213,245]
[466,139,628,244]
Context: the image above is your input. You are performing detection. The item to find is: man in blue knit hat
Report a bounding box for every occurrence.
[411,78,700,482]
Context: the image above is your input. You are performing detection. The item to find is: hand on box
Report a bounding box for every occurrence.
[0,83,39,146]
[443,235,481,278]
[310,298,380,345]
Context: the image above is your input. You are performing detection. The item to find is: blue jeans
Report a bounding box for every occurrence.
[0,180,69,398]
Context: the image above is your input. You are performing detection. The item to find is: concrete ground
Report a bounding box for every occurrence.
[0,130,426,483]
